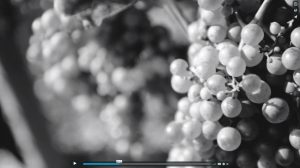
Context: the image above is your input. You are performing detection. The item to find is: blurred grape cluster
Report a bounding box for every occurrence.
[24,0,185,162]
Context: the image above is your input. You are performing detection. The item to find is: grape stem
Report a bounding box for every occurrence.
[264,50,271,60]
[250,0,273,24]
[227,77,240,97]
[234,11,246,27]
[261,24,276,41]
[281,19,297,35]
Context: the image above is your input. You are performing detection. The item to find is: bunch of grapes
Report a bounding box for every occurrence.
[166,0,300,167]
[26,1,180,159]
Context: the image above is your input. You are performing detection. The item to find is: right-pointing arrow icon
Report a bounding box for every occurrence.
[73,162,77,166]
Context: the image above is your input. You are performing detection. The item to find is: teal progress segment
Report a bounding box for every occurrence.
[82,162,120,166]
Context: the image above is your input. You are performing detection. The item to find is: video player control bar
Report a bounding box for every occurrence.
[73,161,230,167]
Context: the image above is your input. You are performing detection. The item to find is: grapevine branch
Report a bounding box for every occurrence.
[0,65,45,168]
[106,0,138,17]
[0,1,67,168]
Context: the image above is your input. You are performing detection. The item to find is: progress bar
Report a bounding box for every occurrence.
[74,161,230,167]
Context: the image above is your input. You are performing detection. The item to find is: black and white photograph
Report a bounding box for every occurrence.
[0,0,300,167]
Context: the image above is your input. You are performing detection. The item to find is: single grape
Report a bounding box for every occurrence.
[193,135,214,154]
[269,22,281,35]
[188,43,206,63]
[197,0,223,11]
[171,75,193,93]
[60,55,79,77]
[200,87,213,100]
[282,47,300,70]
[174,111,187,123]
[228,23,241,43]
[181,147,198,161]
[226,57,246,77]
[89,55,106,75]
[182,119,202,139]
[216,39,237,50]
[53,0,70,14]
[222,5,233,17]
[78,43,98,70]
[168,146,184,161]
[200,100,223,121]
[170,59,189,76]
[285,82,297,94]
[241,74,262,93]
[207,25,227,43]
[289,129,300,150]
[275,147,294,166]
[241,45,263,67]
[217,127,241,151]
[26,42,42,62]
[202,121,222,140]
[166,121,184,143]
[189,101,205,121]
[262,98,289,124]
[41,9,61,33]
[206,74,227,94]
[200,8,226,26]
[50,32,74,58]
[291,27,300,48]
[177,97,191,113]
[31,18,43,33]
[194,63,216,80]
[198,145,216,159]
[236,119,259,141]
[221,97,242,118]
[188,84,202,102]
[293,69,300,86]
[216,91,228,101]
[187,21,206,43]
[60,14,82,32]
[266,56,287,75]
[273,46,281,53]
[241,24,264,46]
[193,45,219,67]
[236,150,257,168]
[257,156,277,168]
[246,81,271,104]
[218,45,240,65]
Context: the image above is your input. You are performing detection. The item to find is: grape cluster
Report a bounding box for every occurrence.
[26,3,179,158]
[166,0,300,167]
